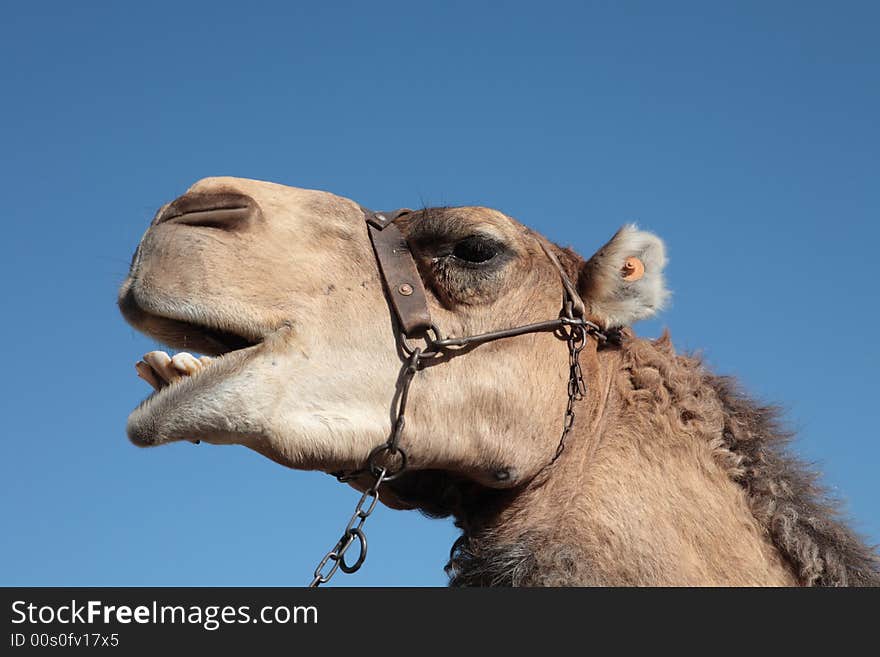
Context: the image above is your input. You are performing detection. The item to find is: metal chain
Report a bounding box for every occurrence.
[448,319,603,575]
[308,473,381,586]
[552,323,588,462]
[309,349,421,586]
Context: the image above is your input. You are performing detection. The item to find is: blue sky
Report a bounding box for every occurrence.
[1,1,877,586]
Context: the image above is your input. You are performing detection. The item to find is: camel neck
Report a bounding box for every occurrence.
[446,339,616,586]
[447,337,797,586]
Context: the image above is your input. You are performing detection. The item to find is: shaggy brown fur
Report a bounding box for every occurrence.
[705,375,880,586]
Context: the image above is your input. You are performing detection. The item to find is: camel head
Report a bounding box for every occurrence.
[119,176,669,508]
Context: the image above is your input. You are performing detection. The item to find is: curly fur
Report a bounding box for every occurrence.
[706,375,880,586]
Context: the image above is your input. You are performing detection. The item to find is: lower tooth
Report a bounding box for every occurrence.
[135,361,162,390]
[171,352,202,375]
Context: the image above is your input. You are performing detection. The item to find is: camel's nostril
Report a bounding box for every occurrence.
[155,192,259,230]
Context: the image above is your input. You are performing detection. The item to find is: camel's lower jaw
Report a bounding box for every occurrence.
[125,323,293,448]
[125,344,260,448]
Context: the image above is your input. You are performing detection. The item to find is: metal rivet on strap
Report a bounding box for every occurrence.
[398,284,413,296]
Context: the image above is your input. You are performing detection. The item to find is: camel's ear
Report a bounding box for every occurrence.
[578,225,669,328]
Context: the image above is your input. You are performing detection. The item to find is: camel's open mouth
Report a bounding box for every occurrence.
[119,286,266,410]
[122,305,274,447]
[134,315,261,391]
[130,311,263,407]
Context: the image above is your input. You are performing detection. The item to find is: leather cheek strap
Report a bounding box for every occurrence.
[537,238,587,320]
[365,209,434,337]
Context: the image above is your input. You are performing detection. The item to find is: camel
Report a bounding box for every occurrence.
[119,176,879,586]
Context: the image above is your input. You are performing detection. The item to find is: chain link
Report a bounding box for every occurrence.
[309,349,421,586]
[308,473,382,586]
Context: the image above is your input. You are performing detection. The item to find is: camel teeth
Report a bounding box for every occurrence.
[136,351,216,390]
[171,352,202,376]
[143,350,179,385]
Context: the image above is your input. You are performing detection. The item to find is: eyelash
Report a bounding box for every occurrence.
[446,235,504,265]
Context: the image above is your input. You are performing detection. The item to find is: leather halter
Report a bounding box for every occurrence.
[358,205,609,467]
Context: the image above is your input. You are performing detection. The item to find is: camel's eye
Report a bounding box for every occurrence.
[451,235,502,265]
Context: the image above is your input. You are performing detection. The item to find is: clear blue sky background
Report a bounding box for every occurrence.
[1,1,877,586]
